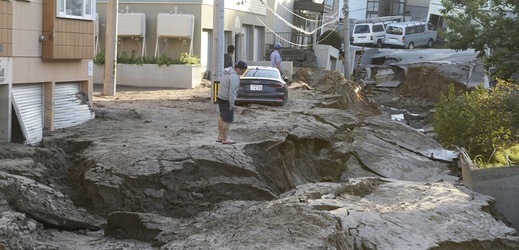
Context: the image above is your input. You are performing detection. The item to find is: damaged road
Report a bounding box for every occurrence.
[0,67,518,249]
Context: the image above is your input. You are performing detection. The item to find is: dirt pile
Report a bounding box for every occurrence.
[293,67,380,117]
[398,66,467,103]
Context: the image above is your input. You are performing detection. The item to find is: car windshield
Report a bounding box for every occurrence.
[244,68,279,79]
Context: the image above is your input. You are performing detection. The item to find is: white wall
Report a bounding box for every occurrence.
[267,0,294,33]
[314,44,342,72]
[427,0,443,17]
[407,0,431,7]
[348,0,368,20]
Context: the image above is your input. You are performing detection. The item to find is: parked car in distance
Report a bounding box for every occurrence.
[351,22,393,48]
[236,66,288,106]
[384,21,438,49]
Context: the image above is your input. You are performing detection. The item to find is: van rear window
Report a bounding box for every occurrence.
[386,26,403,35]
[354,25,370,34]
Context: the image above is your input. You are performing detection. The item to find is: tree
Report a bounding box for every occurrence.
[434,81,519,163]
[317,30,342,50]
[440,0,519,80]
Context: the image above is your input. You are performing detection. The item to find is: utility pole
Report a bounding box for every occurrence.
[342,0,351,80]
[211,0,225,106]
[103,0,119,96]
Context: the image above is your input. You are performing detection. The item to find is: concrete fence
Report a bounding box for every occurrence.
[459,148,519,231]
[94,64,202,89]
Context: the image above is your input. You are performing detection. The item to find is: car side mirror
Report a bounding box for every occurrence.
[283,76,288,82]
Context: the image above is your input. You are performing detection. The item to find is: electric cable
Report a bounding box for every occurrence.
[258,0,339,35]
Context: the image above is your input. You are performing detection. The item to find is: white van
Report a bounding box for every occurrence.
[352,22,392,48]
[384,21,438,49]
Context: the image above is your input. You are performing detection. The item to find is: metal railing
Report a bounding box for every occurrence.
[265,32,314,49]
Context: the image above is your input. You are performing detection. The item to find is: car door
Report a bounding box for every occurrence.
[372,24,385,46]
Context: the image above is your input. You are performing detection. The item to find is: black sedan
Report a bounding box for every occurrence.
[236,66,288,106]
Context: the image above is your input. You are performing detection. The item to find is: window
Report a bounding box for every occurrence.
[406,26,416,35]
[416,25,425,33]
[367,1,379,12]
[354,25,370,34]
[386,26,403,35]
[57,0,95,20]
[324,0,334,8]
[372,24,384,32]
[244,68,279,79]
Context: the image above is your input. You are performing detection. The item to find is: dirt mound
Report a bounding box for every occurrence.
[398,66,467,103]
[293,68,380,116]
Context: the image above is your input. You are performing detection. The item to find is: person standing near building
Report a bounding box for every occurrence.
[270,42,282,74]
[216,60,248,145]
[224,45,235,68]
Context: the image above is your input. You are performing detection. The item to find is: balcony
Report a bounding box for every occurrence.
[294,0,333,13]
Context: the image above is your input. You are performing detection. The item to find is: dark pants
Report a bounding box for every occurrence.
[217,97,234,123]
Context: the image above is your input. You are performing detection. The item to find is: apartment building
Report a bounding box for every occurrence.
[95,0,268,74]
[0,0,96,146]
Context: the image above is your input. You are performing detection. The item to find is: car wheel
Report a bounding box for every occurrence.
[408,42,415,49]
[376,39,383,48]
[427,39,434,48]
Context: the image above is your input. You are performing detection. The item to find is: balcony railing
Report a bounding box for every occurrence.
[294,0,333,13]
[265,31,314,49]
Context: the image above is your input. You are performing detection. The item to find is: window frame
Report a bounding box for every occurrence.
[56,0,95,20]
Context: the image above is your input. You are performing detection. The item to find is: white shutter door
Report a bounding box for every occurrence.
[12,84,44,146]
[54,83,95,129]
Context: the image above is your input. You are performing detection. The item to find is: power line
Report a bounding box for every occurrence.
[258,0,339,35]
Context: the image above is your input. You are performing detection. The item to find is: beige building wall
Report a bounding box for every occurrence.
[0,0,13,57]
[0,0,95,144]
[0,0,13,142]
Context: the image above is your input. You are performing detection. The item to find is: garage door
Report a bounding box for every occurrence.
[54,83,95,129]
[12,84,44,146]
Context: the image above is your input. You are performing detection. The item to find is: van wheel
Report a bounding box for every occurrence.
[376,40,383,48]
[427,39,434,48]
[408,42,415,49]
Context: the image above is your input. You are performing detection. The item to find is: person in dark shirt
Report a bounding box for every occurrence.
[224,45,235,68]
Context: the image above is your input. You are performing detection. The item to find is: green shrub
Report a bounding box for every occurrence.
[482,144,519,167]
[435,81,519,166]
[93,50,200,66]
[317,30,342,50]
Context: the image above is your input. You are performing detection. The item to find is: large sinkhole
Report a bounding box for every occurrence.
[62,137,354,219]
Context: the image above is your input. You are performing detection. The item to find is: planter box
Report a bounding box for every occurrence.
[94,64,202,89]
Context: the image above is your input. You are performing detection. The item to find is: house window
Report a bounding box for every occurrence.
[57,0,95,20]
[324,0,334,8]
[367,1,379,12]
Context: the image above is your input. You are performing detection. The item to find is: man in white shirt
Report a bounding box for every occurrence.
[270,42,282,74]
